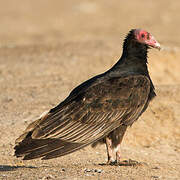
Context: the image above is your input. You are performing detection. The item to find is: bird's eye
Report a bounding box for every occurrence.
[141,34,145,38]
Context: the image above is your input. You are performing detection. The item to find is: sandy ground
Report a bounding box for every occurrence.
[0,0,180,179]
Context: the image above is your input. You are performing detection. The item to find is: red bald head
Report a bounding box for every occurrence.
[134,29,160,50]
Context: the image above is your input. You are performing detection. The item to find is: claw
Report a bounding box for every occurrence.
[118,159,143,166]
[106,159,143,166]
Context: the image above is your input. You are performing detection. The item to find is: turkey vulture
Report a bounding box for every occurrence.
[14,29,160,164]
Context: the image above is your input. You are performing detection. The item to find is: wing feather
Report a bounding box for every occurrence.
[15,75,150,160]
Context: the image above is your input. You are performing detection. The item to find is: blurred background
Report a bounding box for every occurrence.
[1,0,180,46]
[0,0,180,179]
[1,0,180,85]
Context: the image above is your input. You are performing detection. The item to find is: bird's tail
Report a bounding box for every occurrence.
[14,136,83,160]
[14,111,86,160]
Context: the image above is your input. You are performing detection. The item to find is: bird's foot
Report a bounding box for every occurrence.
[107,159,144,166]
[106,160,117,166]
[118,159,142,166]
[106,157,117,165]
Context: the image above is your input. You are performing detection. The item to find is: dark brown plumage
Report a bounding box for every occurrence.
[14,29,160,163]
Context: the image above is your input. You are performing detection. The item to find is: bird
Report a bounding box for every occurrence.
[14,29,160,165]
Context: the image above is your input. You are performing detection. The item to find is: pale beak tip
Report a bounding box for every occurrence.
[157,46,161,51]
[155,42,161,51]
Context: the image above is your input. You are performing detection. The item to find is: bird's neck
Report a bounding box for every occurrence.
[122,40,148,63]
[110,41,156,101]
[112,42,149,76]
[121,31,148,64]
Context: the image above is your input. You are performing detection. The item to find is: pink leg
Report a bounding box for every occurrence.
[114,125,127,163]
[115,144,122,162]
[105,137,115,164]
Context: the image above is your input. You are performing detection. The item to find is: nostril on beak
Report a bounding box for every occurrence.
[155,42,161,50]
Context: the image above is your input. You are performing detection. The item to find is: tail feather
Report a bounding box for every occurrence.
[14,136,83,160]
[14,111,87,160]
[42,142,86,160]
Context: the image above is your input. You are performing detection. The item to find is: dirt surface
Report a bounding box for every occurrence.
[0,0,180,179]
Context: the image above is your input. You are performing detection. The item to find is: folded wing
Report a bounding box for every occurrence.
[15,75,150,160]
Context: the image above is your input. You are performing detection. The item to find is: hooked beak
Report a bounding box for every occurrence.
[147,35,161,50]
[153,41,161,50]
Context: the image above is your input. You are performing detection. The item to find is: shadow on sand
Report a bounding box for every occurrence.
[0,165,37,171]
[99,159,147,167]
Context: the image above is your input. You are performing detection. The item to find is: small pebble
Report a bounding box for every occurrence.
[42,174,54,180]
[61,168,66,172]
[84,168,103,174]
[94,169,103,173]
[151,176,159,179]
[84,168,92,173]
